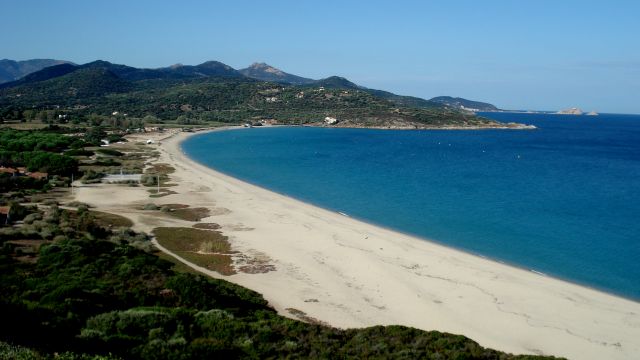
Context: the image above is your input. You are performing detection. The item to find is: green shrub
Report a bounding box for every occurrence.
[96,148,124,157]
[65,149,95,157]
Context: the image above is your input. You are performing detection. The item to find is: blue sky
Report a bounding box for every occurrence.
[1,0,639,113]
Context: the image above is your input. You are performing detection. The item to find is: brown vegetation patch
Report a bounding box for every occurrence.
[285,308,329,326]
[153,227,235,275]
[148,189,178,198]
[5,239,51,263]
[154,250,205,276]
[160,204,190,210]
[147,163,175,175]
[192,223,221,230]
[29,187,71,203]
[235,252,276,274]
[90,211,134,228]
[160,204,211,222]
[226,223,255,231]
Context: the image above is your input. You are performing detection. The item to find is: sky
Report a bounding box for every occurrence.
[1,0,639,113]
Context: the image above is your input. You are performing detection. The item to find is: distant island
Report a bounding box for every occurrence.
[556,107,599,116]
[556,107,584,115]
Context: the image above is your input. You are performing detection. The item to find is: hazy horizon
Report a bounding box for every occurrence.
[2,0,639,113]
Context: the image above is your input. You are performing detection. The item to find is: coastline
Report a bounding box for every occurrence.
[75,127,640,360]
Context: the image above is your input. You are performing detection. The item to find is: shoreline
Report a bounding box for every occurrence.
[75,127,640,360]
[181,127,635,302]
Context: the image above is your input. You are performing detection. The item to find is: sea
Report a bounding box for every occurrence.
[182,112,640,301]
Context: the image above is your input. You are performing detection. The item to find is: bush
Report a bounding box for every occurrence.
[96,149,124,157]
[66,149,95,157]
[143,203,159,211]
[81,170,105,184]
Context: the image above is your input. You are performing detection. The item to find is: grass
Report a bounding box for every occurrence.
[153,227,235,275]
[148,189,177,198]
[192,223,221,230]
[160,204,210,221]
[90,210,134,228]
[154,250,205,276]
[5,239,51,263]
[147,163,175,175]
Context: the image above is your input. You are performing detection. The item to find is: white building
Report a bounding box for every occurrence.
[324,116,338,125]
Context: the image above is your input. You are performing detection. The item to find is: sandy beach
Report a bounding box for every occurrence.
[74,128,640,360]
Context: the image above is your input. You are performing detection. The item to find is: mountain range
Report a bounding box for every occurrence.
[0,59,73,84]
[0,59,499,112]
[0,59,508,129]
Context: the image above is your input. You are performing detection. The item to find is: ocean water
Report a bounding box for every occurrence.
[182,113,640,300]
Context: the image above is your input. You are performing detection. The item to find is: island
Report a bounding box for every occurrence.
[556,107,584,115]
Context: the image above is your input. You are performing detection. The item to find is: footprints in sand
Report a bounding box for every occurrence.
[224,223,255,232]
[209,207,231,216]
[235,250,276,274]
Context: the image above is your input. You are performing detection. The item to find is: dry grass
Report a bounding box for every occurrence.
[154,250,205,276]
[153,227,235,275]
[160,203,189,209]
[160,204,210,221]
[29,187,72,204]
[148,189,178,198]
[285,308,329,326]
[0,122,64,130]
[192,223,221,230]
[5,239,52,263]
[147,163,175,175]
[90,210,134,228]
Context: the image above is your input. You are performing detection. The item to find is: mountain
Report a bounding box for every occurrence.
[429,96,499,111]
[312,76,360,89]
[1,67,132,104]
[0,59,502,115]
[0,59,73,84]
[239,62,315,85]
[0,59,518,129]
[0,60,245,89]
[161,61,244,78]
[238,64,450,110]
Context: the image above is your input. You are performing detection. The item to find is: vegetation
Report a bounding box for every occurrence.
[153,226,234,275]
[95,148,124,157]
[0,60,503,129]
[0,128,559,359]
[0,205,559,359]
[158,203,211,222]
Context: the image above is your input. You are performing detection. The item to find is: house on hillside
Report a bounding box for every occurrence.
[324,116,339,125]
[0,167,18,176]
[0,206,9,225]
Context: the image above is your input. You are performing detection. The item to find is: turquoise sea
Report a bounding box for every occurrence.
[182,113,640,300]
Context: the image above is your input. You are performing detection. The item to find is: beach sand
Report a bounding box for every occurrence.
[74,128,640,360]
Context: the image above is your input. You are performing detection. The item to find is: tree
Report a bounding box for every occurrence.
[85,127,107,145]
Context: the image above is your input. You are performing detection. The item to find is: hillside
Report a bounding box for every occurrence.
[239,62,315,85]
[0,59,513,129]
[430,96,499,111]
[0,58,72,84]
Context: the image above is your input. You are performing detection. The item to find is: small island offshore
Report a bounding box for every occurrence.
[555,107,599,116]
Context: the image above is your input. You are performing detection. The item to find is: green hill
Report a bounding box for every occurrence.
[239,62,316,85]
[430,96,499,111]
[1,67,132,104]
[0,60,508,129]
